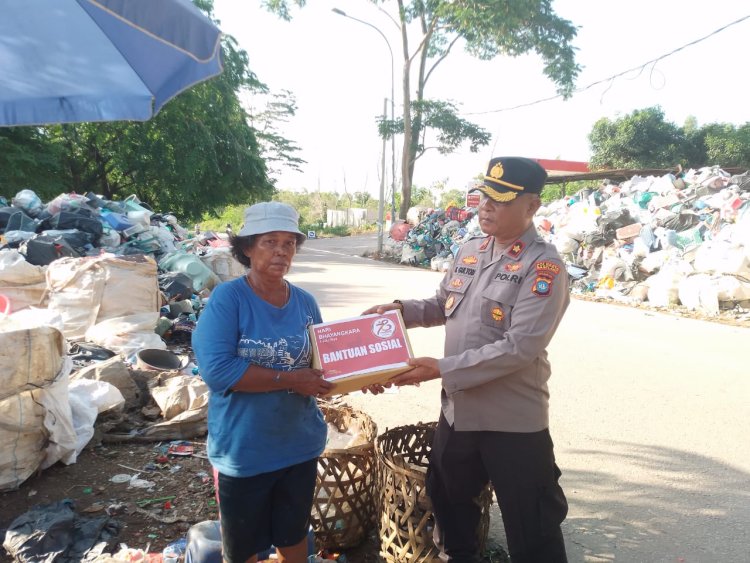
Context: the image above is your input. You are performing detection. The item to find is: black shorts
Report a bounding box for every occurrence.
[217,459,318,563]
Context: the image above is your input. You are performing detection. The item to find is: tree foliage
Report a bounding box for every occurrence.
[588,106,750,170]
[0,128,65,199]
[264,0,580,217]
[249,89,307,176]
[378,99,490,159]
[588,107,687,169]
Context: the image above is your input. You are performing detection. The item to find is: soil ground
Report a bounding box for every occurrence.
[0,439,508,562]
[0,441,217,562]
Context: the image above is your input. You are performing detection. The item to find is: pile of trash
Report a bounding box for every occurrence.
[540,166,750,316]
[387,166,750,317]
[0,188,248,492]
[386,204,481,272]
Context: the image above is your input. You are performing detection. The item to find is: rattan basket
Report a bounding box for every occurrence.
[311,403,378,550]
[375,422,492,562]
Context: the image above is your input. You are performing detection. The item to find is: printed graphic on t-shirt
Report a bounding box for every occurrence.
[236,315,315,369]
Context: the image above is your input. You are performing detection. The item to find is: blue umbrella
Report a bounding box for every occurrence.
[0,0,223,126]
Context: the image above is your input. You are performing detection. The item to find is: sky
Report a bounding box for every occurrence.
[211,0,750,198]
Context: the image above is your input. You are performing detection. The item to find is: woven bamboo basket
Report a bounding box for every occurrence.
[375,422,492,562]
[311,403,379,550]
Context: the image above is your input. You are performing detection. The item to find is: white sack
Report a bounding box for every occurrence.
[0,390,47,491]
[151,375,209,420]
[46,257,106,341]
[0,322,65,400]
[85,312,165,359]
[68,379,125,456]
[38,359,78,468]
[716,275,750,303]
[0,249,48,311]
[693,240,750,276]
[200,247,246,282]
[96,255,159,322]
[647,268,684,307]
[678,274,719,314]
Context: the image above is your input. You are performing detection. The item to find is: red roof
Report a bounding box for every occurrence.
[533,159,590,175]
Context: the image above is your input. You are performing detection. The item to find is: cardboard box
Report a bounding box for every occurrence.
[309,310,414,396]
[615,222,642,241]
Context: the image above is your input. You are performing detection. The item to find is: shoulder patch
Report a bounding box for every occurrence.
[531,275,554,297]
[535,260,561,276]
[507,240,525,258]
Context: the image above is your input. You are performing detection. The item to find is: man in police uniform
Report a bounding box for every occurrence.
[365,157,569,562]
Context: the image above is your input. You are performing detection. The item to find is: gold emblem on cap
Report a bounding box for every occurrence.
[479,187,518,203]
[489,163,504,180]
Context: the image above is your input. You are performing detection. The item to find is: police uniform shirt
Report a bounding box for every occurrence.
[400,224,569,432]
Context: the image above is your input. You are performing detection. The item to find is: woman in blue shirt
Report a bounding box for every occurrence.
[193,201,332,563]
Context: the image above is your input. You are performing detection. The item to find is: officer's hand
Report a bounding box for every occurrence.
[361,381,393,395]
[390,358,440,387]
[362,303,402,315]
[287,368,334,397]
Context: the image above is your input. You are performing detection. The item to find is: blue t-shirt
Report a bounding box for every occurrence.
[192,276,326,477]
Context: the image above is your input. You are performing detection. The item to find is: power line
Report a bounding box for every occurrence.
[463,13,750,116]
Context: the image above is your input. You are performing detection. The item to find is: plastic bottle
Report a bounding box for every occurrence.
[162,546,179,563]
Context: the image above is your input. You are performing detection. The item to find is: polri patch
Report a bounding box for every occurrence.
[531,276,553,297]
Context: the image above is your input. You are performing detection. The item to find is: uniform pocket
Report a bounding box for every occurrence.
[480,284,519,328]
[442,274,472,318]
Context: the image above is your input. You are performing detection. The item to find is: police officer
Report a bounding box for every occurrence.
[365,157,569,562]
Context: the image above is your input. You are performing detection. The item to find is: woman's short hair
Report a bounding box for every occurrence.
[229,233,306,268]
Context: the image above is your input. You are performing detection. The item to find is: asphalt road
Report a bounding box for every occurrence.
[289,234,749,563]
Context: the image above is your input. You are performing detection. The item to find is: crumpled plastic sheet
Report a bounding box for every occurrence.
[2,499,122,563]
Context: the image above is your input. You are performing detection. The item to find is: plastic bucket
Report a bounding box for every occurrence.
[136,348,185,371]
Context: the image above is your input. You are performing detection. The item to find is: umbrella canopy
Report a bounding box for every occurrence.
[0,0,223,126]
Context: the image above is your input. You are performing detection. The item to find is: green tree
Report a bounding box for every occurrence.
[249,89,307,176]
[439,188,466,209]
[410,185,435,207]
[0,128,65,200]
[702,123,750,168]
[264,0,580,217]
[588,106,687,169]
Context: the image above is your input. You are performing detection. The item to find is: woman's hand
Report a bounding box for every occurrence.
[287,368,334,397]
[362,302,402,315]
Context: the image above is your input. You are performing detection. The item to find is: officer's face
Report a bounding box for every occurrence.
[478,193,541,242]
